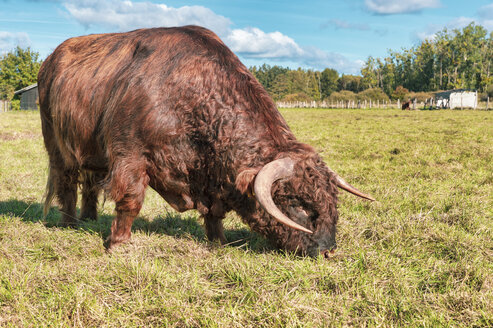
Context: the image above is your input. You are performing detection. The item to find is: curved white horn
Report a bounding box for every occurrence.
[330,170,375,201]
[254,158,313,234]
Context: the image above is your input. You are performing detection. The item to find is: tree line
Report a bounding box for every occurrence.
[0,47,41,110]
[250,22,493,102]
[0,47,41,99]
[1,22,492,108]
[250,65,392,102]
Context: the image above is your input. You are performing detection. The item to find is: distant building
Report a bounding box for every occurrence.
[435,89,477,109]
[14,83,38,110]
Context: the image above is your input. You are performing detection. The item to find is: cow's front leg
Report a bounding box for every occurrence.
[202,199,226,245]
[105,207,140,249]
[203,201,227,244]
[80,171,104,221]
[104,160,149,250]
[204,213,227,245]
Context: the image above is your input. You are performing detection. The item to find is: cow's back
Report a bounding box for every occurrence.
[38,26,246,167]
[38,25,294,175]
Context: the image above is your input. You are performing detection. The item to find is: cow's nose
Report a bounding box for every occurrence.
[320,247,337,259]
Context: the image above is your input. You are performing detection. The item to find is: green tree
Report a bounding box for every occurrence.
[338,74,362,92]
[0,46,42,96]
[305,70,320,100]
[289,69,307,95]
[0,83,15,100]
[327,90,357,102]
[361,56,378,89]
[455,23,487,89]
[271,73,292,100]
[483,32,493,92]
[357,88,389,102]
[391,85,409,101]
[381,57,396,96]
[434,29,452,90]
[413,39,436,91]
[320,68,338,99]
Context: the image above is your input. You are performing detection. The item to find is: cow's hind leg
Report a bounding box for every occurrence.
[80,171,104,221]
[45,162,78,227]
[104,159,149,250]
[41,112,79,227]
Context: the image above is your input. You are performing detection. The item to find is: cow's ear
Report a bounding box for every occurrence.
[236,168,260,195]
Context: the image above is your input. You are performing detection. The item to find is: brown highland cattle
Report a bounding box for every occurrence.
[402,100,412,110]
[38,26,374,258]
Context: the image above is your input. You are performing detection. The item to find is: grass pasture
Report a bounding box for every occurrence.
[0,108,492,327]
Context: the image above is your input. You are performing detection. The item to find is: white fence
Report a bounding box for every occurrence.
[277,98,492,110]
[277,99,404,109]
[0,100,11,112]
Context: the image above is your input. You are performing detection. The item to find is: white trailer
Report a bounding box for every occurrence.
[435,89,477,109]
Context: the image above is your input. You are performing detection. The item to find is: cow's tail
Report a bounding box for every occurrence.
[43,165,56,217]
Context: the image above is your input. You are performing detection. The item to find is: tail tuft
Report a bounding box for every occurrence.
[43,166,56,217]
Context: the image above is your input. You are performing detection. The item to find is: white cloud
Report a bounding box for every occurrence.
[320,18,387,37]
[446,17,478,30]
[61,0,361,74]
[479,3,493,19]
[322,19,371,31]
[478,4,493,30]
[225,27,304,59]
[415,15,493,42]
[300,46,364,74]
[0,31,31,54]
[414,24,441,41]
[226,27,362,73]
[64,0,231,36]
[365,0,441,14]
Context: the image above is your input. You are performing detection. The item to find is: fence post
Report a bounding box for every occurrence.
[0,100,8,112]
[487,97,490,110]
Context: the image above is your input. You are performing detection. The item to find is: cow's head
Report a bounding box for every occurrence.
[245,155,374,258]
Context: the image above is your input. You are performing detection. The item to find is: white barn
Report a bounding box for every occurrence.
[435,89,477,109]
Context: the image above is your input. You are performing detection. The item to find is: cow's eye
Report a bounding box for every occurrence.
[288,206,309,221]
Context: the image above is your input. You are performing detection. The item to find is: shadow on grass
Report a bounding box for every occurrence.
[0,199,273,253]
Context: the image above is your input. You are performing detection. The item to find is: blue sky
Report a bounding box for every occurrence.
[1,0,492,74]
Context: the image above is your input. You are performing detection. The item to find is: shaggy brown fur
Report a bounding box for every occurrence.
[38,26,340,257]
[402,100,412,110]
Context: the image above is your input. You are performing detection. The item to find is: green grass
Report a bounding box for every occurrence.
[0,109,492,327]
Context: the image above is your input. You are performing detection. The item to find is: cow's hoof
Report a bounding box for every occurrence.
[104,236,131,252]
[59,220,77,228]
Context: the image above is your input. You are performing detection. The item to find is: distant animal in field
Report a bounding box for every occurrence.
[402,100,412,110]
[37,26,374,258]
